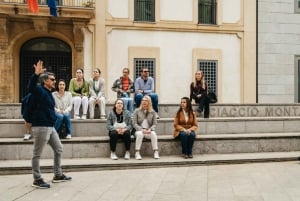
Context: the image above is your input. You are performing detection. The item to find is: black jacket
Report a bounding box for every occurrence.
[28,74,56,127]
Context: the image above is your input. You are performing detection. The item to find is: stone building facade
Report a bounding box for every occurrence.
[258,0,300,103]
[0,2,94,102]
[0,0,256,104]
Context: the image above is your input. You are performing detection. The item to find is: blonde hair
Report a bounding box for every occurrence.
[194,70,206,89]
[139,95,154,112]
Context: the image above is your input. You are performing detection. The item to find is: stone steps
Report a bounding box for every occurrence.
[1,103,300,174]
[1,133,300,160]
[1,151,299,175]
[1,116,300,138]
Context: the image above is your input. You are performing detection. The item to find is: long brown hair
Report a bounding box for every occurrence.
[176,97,194,121]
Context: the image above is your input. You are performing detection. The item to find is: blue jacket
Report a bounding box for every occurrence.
[28,74,57,127]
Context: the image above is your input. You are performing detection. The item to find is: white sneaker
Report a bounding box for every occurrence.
[66,134,72,139]
[156,112,160,119]
[135,152,142,160]
[81,115,87,120]
[74,115,80,120]
[110,152,118,160]
[124,151,130,160]
[23,134,31,140]
[154,150,160,159]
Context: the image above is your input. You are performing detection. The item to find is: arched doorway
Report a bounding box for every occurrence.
[20,37,72,100]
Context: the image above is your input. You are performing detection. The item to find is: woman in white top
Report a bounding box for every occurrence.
[133,95,159,160]
[52,79,73,139]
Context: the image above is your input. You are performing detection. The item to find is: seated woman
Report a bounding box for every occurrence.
[133,95,159,160]
[52,79,73,139]
[88,68,106,119]
[173,97,198,159]
[190,70,210,118]
[106,98,132,160]
[69,68,89,119]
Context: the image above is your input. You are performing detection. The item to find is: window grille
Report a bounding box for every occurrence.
[20,38,72,101]
[198,60,217,94]
[296,0,300,13]
[198,0,217,25]
[134,0,155,22]
[134,58,156,81]
[297,56,300,102]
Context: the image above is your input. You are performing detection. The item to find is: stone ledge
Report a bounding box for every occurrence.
[0,152,300,175]
[1,132,300,145]
[2,117,300,138]
[1,133,300,160]
[2,103,300,119]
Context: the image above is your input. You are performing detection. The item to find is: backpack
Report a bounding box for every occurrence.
[207,91,217,104]
[21,93,34,123]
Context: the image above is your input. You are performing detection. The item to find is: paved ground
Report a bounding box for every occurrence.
[1,161,300,201]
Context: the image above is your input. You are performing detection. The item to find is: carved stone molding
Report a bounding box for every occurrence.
[73,21,85,52]
[33,18,48,33]
[0,17,8,50]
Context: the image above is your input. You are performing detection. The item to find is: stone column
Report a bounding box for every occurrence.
[72,20,85,72]
[0,15,13,103]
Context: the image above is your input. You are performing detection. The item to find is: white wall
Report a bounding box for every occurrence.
[106,30,241,103]
[258,0,300,103]
[222,0,241,23]
[160,0,193,21]
[108,0,129,18]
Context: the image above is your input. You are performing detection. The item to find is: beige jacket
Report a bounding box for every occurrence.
[133,109,157,131]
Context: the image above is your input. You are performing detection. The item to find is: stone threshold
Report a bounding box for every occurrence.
[1,151,299,175]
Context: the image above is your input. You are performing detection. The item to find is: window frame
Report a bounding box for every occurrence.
[134,58,156,80]
[134,0,155,22]
[198,0,217,25]
[295,55,300,102]
[197,59,218,95]
[295,0,300,13]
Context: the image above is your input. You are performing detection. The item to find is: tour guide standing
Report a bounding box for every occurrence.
[29,60,71,189]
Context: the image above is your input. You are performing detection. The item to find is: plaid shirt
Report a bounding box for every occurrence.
[111,76,135,98]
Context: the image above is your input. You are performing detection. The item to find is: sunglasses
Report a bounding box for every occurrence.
[48,78,56,81]
[143,71,149,73]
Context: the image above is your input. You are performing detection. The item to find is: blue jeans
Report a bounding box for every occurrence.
[178,131,195,155]
[121,97,134,115]
[54,112,72,135]
[135,93,159,112]
[32,127,63,180]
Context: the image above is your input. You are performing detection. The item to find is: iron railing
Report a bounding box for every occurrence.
[198,0,217,25]
[0,0,95,8]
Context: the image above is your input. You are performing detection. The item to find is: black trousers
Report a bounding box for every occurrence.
[195,94,210,118]
[109,130,131,152]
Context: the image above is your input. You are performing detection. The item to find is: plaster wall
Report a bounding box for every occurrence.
[106,30,241,104]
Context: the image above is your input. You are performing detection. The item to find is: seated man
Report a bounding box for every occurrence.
[111,67,135,116]
[134,68,159,118]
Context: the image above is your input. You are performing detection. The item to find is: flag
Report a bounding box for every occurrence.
[48,0,58,17]
[27,0,39,13]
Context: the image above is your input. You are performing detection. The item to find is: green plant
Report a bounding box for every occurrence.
[83,0,94,8]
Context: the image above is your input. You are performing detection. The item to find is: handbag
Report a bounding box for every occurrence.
[114,122,126,129]
[208,91,217,103]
